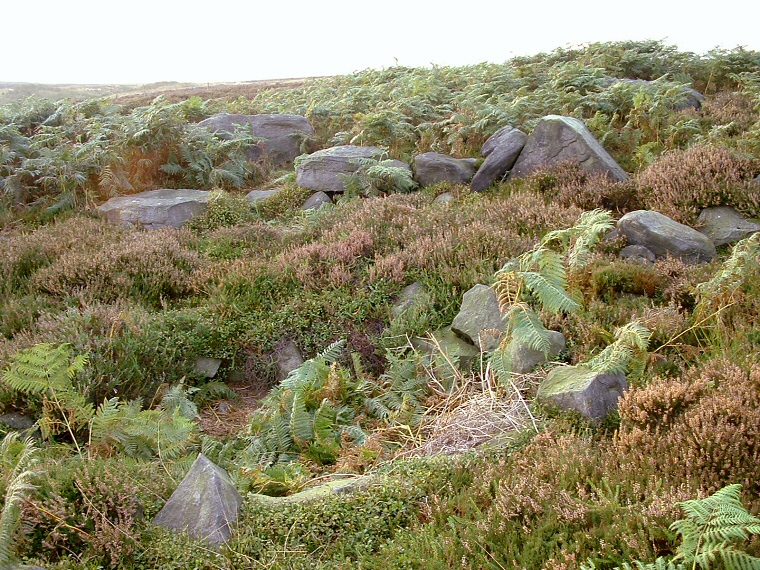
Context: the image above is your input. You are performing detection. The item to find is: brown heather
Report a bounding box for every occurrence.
[637,144,760,224]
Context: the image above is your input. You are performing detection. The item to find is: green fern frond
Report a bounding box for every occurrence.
[506,302,552,356]
[289,393,313,445]
[319,339,346,364]
[521,271,581,313]
[0,433,38,568]
[159,384,199,420]
[586,321,651,375]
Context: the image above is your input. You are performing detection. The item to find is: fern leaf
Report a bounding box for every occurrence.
[0,434,37,568]
[289,393,313,446]
[319,339,346,364]
[521,271,580,314]
[506,302,552,356]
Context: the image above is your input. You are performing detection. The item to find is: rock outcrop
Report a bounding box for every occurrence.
[153,454,242,545]
[696,206,760,247]
[471,126,528,192]
[96,189,210,229]
[510,115,628,181]
[414,152,477,186]
[198,113,314,166]
[618,210,716,263]
[537,367,627,421]
[451,284,504,351]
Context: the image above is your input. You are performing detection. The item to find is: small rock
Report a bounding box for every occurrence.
[434,192,455,204]
[97,189,211,230]
[391,282,429,318]
[620,244,656,263]
[537,367,627,421]
[618,210,716,264]
[195,358,222,379]
[507,331,566,374]
[697,206,760,247]
[301,191,332,211]
[245,189,279,203]
[274,340,304,381]
[450,284,504,351]
[0,412,36,431]
[153,454,242,545]
[414,152,477,186]
[471,126,528,192]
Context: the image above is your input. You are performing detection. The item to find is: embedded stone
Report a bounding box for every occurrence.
[295,146,386,193]
[301,191,332,210]
[471,126,528,192]
[245,189,279,203]
[620,244,656,264]
[618,210,716,263]
[697,206,760,247]
[414,152,477,186]
[507,331,566,374]
[96,189,211,229]
[538,367,627,421]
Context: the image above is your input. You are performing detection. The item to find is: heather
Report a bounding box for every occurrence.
[1,40,760,570]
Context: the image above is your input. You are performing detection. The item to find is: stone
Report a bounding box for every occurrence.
[620,244,656,264]
[507,331,566,374]
[471,126,528,192]
[194,358,222,379]
[450,284,504,351]
[537,367,627,421]
[391,281,429,318]
[245,189,279,203]
[618,210,716,264]
[198,113,314,166]
[295,145,386,193]
[434,192,455,204]
[0,412,36,431]
[696,206,760,247]
[250,476,371,505]
[510,115,628,182]
[301,191,332,211]
[96,189,210,230]
[412,327,482,372]
[273,340,304,381]
[153,453,242,545]
[413,152,477,186]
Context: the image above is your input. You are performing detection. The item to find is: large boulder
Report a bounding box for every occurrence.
[696,206,760,247]
[295,145,385,193]
[198,113,314,166]
[471,126,528,192]
[153,454,242,545]
[510,115,628,181]
[451,284,504,351]
[618,210,716,263]
[96,189,211,229]
[507,331,566,374]
[414,152,477,186]
[537,367,627,422]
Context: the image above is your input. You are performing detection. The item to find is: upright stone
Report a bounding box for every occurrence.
[618,210,716,263]
[153,454,242,545]
[471,126,528,192]
[414,152,477,186]
[537,367,627,422]
[96,189,211,229]
[510,115,628,181]
[451,284,504,351]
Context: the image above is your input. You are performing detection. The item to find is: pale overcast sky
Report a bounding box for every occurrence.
[4,0,759,84]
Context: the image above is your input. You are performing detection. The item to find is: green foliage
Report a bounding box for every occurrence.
[342,156,419,196]
[0,433,38,568]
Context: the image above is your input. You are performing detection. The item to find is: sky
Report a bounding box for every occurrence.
[4,0,759,85]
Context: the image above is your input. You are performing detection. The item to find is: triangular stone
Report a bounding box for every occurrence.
[153,453,242,545]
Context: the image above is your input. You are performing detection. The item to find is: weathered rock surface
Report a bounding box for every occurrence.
[414,152,477,186]
[510,115,628,181]
[697,206,760,247]
[451,284,504,351]
[434,192,455,204]
[245,189,279,203]
[412,327,482,371]
[274,340,304,381]
[0,412,36,431]
[471,126,528,192]
[391,281,428,318]
[538,367,627,421]
[618,210,716,263]
[97,189,210,229]
[507,331,566,374]
[195,358,222,379]
[301,191,332,210]
[620,244,656,264]
[250,476,371,505]
[295,145,385,193]
[198,113,314,166]
[153,454,242,545]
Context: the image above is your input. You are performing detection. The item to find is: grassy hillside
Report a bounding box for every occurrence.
[1,40,760,569]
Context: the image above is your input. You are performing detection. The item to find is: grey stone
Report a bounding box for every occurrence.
[301,191,332,211]
[195,358,222,379]
[245,189,279,203]
[412,327,482,372]
[620,244,656,263]
[537,367,627,421]
[450,284,504,351]
[153,453,242,545]
[295,145,385,193]
[391,282,429,318]
[434,192,455,204]
[96,189,210,229]
[274,340,304,381]
[697,206,760,247]
[510,115,628,182]
[508,331,566,374]
[471,126,528,192]
[414,152,477,186]
[0,412,36,431]
[198,113,314,166]
[618,210,716,264]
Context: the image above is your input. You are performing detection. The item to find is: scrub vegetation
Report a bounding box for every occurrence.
[1,40,760,569]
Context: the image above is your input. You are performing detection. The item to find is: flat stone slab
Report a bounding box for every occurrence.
[96,189,210,229]
[618,210,716,264]
[510,115,628,181]
[245,189,279,203]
